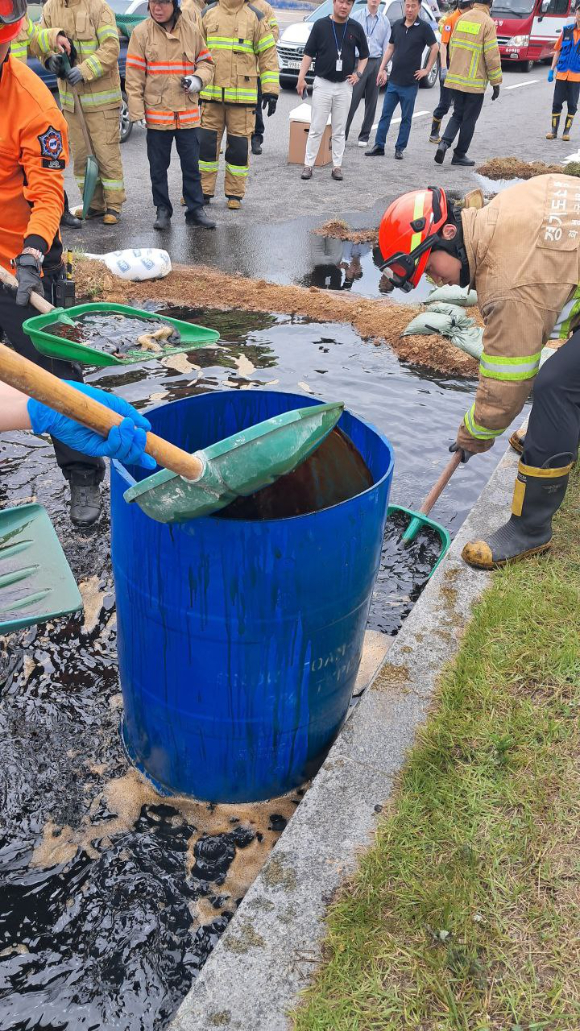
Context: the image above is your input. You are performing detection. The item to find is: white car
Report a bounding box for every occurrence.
[277,0,441,90]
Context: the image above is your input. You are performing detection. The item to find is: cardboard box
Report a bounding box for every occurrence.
[287,102,332,167]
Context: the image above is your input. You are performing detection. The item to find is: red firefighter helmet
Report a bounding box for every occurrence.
[0,0,26,42]
[378,187,449,292]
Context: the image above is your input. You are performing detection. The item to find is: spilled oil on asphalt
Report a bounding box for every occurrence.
[1,307,508,1029]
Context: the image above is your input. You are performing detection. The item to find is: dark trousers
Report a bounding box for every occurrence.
[375,80,419,151]
[253,79,264,144]
[524,330,580,468]
[345,56,381,141]
[0,270,104,483]
[433,81,453,121]
[146,126,204,216]
[552,77,580,115]
[441,89,484,157]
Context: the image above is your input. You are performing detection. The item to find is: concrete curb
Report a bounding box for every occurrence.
[171,445,518,1031]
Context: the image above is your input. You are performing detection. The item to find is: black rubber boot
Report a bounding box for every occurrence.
[69,477,102,528]
[153,207,171,230]
[546,113,560,139]
[429,116,441,143]
[462,454,574,569]
[563,113,575,140]
[185,207,216,228]
[60,205,83,229]
[434,140,448,164]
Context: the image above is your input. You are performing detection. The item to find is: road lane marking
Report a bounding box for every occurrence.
[504,79,539,90]
[371,109,430,131]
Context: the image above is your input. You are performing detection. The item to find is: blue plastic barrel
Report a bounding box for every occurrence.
[111,391,394,803]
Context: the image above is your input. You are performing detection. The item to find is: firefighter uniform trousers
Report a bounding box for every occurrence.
[199,102,254,199]
[66,105,125,213]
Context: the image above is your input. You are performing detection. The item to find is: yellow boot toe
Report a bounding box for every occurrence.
[461,540,496,569]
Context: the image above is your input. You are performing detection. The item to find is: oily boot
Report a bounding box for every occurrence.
[563,113,575,141]
[509,428,525,454]
[153,206,171,230]
[69,476,102,528]
[546,113,560,139]
[429,116,441,143]
[462,454,574,570]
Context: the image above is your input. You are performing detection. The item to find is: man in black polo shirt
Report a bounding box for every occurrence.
[366,0,438,159]
[297,0,369,181]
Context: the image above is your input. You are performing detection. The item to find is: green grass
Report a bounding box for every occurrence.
[294,470,580,1031]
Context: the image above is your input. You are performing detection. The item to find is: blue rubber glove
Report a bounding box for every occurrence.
[27,382,156,469]
[548,68,554,82]
[66,65,83,85]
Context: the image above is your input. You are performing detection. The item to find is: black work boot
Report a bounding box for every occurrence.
[153,206,171,230]
[462,453,574,569]
[429,116,441,143]
[61,205,83,229]
[434,140,449,164]
[185,207,216,229]
[69,476,102,528]
[546,113,560,139]
[251,136,263,155]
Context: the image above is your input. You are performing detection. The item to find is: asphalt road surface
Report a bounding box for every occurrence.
[62,33,575,264]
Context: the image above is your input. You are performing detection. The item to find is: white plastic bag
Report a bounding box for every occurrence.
[83,248,172,281]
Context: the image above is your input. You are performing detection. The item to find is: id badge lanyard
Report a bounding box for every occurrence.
[331,17,348,72]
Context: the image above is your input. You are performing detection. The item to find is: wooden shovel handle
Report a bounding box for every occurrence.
[0,262,55,316]
[0,342,203,480]
[419,450,462,517]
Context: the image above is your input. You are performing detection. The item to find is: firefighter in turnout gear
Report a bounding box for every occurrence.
[547,4,580,141]
[0,0,108,526]
[377,177,580,569]
[41,0,125,223]
[11,14,83,227]
[199,0,279,209]
[126,0,215,230]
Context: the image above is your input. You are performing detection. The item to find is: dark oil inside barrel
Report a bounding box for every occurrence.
[220,427,373,520]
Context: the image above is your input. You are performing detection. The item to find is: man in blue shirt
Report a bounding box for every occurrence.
[366,0,438,159]
[345,0,391,147]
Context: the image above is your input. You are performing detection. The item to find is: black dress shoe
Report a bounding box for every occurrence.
[451,154,475,166]
[186,207,216,229]
[434,141,449,164]
[365,144,385,156]
[60,208,83,229]
[394,148,403,160]
[251,138,263,155]
[153,206,171,230]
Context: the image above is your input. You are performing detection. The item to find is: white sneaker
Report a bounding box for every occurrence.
[357,139,369,148]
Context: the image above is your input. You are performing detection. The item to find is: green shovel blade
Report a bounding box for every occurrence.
[82,155,99,219]
[0,504,82,633]
[388,504,451,578]
[123,401,345,524]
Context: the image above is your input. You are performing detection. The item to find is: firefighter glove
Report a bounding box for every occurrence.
[27,383,157,468]
[46,53,66,76]
[181,74,203,94]
[261,94,278,117]
[449,441,475,464]
[66,65,83,85]
[491,85,500,100]
[548,68,554,82]
[14,252,42,308]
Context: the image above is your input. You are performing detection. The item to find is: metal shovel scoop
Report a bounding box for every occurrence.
[0,343,343,524]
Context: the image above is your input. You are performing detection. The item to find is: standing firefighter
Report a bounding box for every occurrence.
[126,0,215,230]
[199,0,279,210]
[434,0,501,167]
[546,4,580,141]
[378,178,580,569]
[41,0,125,224]
[0,0,108,526]
[11,12,83,227]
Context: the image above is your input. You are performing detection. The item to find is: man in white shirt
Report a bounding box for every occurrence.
[345,0,390,146]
